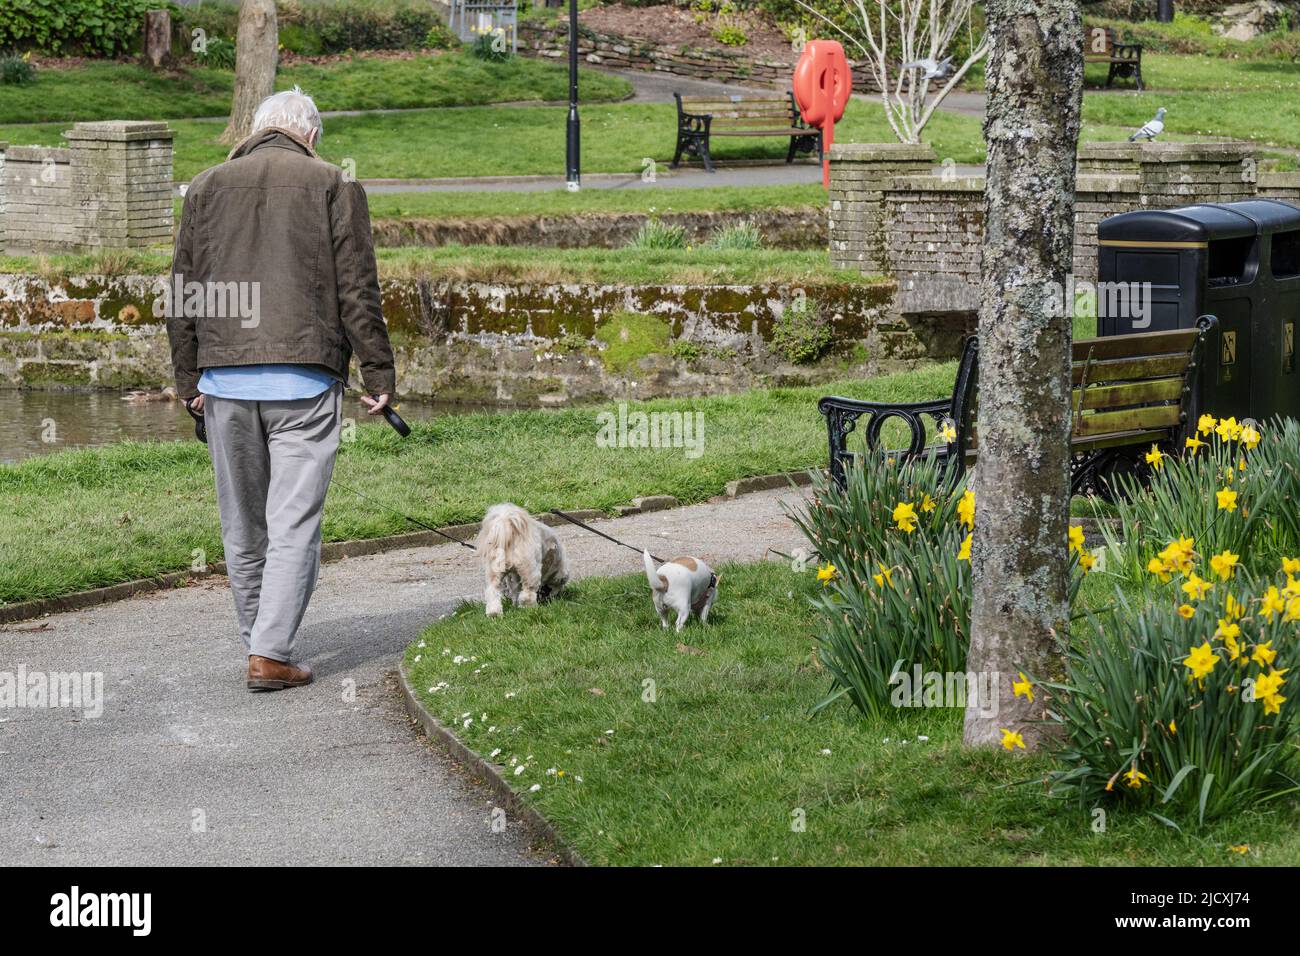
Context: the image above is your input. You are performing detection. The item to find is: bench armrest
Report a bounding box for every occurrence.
[818,395,955,485]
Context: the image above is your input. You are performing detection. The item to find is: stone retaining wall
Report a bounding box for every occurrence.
[830,141,1295,319]
[0,273,923,402]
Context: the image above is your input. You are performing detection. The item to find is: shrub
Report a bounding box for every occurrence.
[1045,572,1299,823]
[470,29,512,62]
[769,298,832,365]
[0,0,152,57]
[625,216,686,250]
[791,453,973,718]
[706,220,764,250]
[0,50,36,85]
[423,21,460,51]
[712,24,748,46]
[195,35,237,70]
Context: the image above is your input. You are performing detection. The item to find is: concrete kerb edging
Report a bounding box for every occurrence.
[0,470,816,626]
[396,662,587,867]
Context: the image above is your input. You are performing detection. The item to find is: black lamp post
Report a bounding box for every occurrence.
[565,0,581,191]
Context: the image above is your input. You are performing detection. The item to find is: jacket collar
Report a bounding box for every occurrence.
[226,126,319,162]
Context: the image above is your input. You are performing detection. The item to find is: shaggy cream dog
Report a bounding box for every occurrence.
[643,550,719,632]
[476,504,570,617]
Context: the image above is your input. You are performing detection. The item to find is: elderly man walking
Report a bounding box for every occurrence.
[166,87,395,691]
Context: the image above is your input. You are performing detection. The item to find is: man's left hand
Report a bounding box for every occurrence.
[360,393,391,416]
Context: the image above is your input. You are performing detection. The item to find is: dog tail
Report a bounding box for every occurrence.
[644,549,667,592]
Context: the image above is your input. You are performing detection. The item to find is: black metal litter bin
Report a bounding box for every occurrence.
[1097,199,1300,423]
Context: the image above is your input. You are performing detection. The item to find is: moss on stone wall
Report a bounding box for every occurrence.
[593,312,674,373]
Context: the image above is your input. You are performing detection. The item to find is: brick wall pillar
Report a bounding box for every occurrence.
[828,143,936,275]
[64,121,174,249]
[1076,142,1258,208]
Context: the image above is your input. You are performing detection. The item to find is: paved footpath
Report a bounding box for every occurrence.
[1,487,809,866]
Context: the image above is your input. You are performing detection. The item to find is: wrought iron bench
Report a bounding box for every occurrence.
[818,318,1216,496]
[1083,26,1144,91]
[671,92,821,173]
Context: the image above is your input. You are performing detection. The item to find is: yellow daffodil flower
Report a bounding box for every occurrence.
[1253,641,1278,668]
[957,489,975,530]
[1145,444,1165,470]
[1183,641,1218,680]
[1000,728,1026,751]
[1261,586,1285,621]
[1241,424,1261,449]
[1197,414,1217,436]
[1185,435,1207,454]
[817,563,837,585]
[1068,525,1086,555]
[1079,551,1097,573]
[1216,416,1243,442]
[1216,487,1238,512]
[1178,603,1197,619]
[872,564,894,589]
[1012,672,1034,703]
[1181,574,1212,601]
[892,501,918,534]
[1283,557,1300,576]
[958,533,972,562]
[1123,766,1150,789]
[920,493,936,514]
[1168,719,1177,735]
[938,421,957,443]
[1209,550,1240,581]
[1148,557,1173,582]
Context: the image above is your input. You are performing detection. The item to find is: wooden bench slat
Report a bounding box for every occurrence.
[1071,328,1198,361]
[1073,404,1183,438]
[1075,376,1185,410]
[1071,353,1192,385]
[1072,428,1173,453]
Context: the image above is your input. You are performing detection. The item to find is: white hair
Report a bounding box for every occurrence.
[251,86,322,143]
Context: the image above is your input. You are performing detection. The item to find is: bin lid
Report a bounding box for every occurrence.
[1098,200,1300,244]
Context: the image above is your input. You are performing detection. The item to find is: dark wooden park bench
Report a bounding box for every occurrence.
[671,92,821,173]
[818,317,1217,496]
[1083,26,1144,91]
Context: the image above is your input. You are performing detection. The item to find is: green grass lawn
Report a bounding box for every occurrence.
[0,367,953,606]
[0,244,874,286]
[1,98,981,182]
[402,560,1300,865]
[0,53,632,125]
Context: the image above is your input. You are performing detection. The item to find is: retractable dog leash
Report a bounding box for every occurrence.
[549,508,665,565]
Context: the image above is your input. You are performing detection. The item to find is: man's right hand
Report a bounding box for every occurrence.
[186,395,205,414]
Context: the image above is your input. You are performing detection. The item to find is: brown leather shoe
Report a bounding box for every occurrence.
[247,655,313,692]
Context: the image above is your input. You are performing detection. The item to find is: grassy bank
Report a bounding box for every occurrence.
[403,560,1298,865]
[0,53,632,125]
[364,184,828,221]
[0,368,953,606]
[0,245,877,286]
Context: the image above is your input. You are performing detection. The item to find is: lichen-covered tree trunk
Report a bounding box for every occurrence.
[963,0,1083,750]
[219,0,278,146]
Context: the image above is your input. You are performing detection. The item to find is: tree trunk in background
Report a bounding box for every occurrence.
[219,0,278,146]
[142,10,172,69]
[963,0,1083,750]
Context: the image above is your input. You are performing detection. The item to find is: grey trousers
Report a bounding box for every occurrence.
[205,384,342,662]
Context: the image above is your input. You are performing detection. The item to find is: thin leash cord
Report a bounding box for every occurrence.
[549,508,665,565]
[329,476,477,551]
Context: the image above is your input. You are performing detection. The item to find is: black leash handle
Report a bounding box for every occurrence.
[549,508,664,565]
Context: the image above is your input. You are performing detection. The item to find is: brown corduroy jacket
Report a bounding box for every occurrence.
[166,126,395,400]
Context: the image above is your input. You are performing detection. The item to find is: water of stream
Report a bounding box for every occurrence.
[0,390,486,464]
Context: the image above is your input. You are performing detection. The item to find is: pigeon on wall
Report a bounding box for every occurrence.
[1128,107,1166,142]
[901,56,954,80]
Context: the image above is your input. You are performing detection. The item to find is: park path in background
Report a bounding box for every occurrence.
[1,486,810,866]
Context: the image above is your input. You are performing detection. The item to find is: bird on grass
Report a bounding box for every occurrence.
[1128,107,1166,142]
